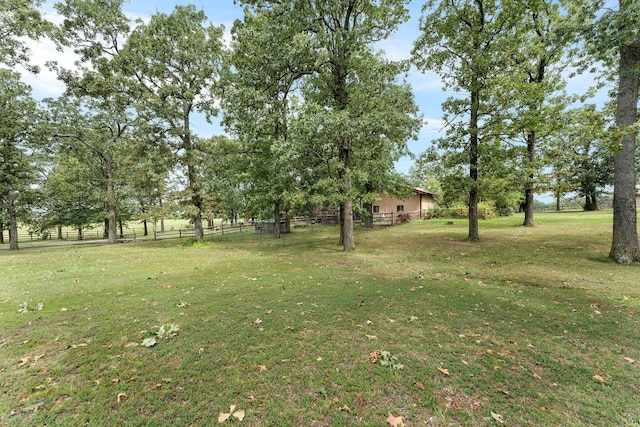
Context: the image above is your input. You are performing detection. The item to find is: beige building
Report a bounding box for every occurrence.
[372,187,437,220]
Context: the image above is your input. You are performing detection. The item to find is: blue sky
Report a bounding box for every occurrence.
[22,0,609,185]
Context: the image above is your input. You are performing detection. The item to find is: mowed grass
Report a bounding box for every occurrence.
[1,211,639,426]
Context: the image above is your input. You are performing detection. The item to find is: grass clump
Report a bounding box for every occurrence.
[1,211,639,426]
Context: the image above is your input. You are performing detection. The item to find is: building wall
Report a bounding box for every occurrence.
[373,192,436,217]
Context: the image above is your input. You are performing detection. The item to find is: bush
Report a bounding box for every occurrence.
[424,206,445,219]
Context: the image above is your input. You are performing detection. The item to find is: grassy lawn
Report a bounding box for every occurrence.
[1,211,639,426]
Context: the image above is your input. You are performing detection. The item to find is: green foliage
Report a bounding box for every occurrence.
[0,0,52,71]
[140,324,180,347]
[18,301,43,313]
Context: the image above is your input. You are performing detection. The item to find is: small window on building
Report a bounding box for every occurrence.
[397,205,404,212]
[373,205,380,213]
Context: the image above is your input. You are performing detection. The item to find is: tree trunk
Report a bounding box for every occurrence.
[159,197,165,233]
[118,220,124,238]
[364,182,373,228]
[78,227,83,240]
[143,220,148,236]
[273,199,281,239]
[340,147,355,251]
[183,100,204,240]
[343,199,355,250]
[610,28,640,264]
[58,224,63,240]
[105,154,118,244]
[7,185,19,251]
[468,87,480,241]
[0,222,4,244]
[523,131,536,226]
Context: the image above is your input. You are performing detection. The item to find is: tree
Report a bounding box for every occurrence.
[224,9,311,238]
[546,105,614,211]
[53,0,134,244]
[0,0,51,71]
[413,0,517,240]
[607,1,640,263]
[0,69,40,250]
[506,0,576,226]
[118,5,226,240]
[239,0,418,251]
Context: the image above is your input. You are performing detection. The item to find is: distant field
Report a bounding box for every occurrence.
[1,211,639,426]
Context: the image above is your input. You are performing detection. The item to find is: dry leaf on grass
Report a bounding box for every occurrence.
[257,365,267,372]
[18,356,30,367]
[117,392,126,403]
[593,374,606,384]
[437,366,450,375]
[491,411,505,424]
[219,405,245,423]
[623,357,635,364]
[386,412,405,427]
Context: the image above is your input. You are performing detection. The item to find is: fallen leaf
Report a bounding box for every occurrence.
[483,321,490,326]
[219,405,244,423]
[258,365,267,372]
[117,392,126,403]
[533,372,542,380]
[18,356,30,367]
[593,374,606,384]
[123,341,138,348]
[386,412,405,427]
[437,366,450,375]
[21,402,44,413]
[491,411,505,424]
[112,378,120,383]
[623,357,635,364]
[365,334,378,340]
[414,381,425,390]
[409,316,419,322]
[339,405,352,412]
[253,318,262,324]
[233,409,245,421]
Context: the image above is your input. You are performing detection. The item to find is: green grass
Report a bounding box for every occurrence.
[1,211,639,426]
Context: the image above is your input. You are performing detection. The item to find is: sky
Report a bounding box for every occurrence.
[20,0,611,192]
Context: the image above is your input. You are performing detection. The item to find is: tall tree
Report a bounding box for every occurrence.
[607,1,640,263]
[224,9,311,238]
[53,0,133,243]
[118,5,226,240]
[46,95,134,243]
[0,70,40,250]
[239,0,417,251]
[507,0,576,226]
[413,0,516,240]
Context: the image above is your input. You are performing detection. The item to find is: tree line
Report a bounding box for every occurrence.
[1,0,639,263]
